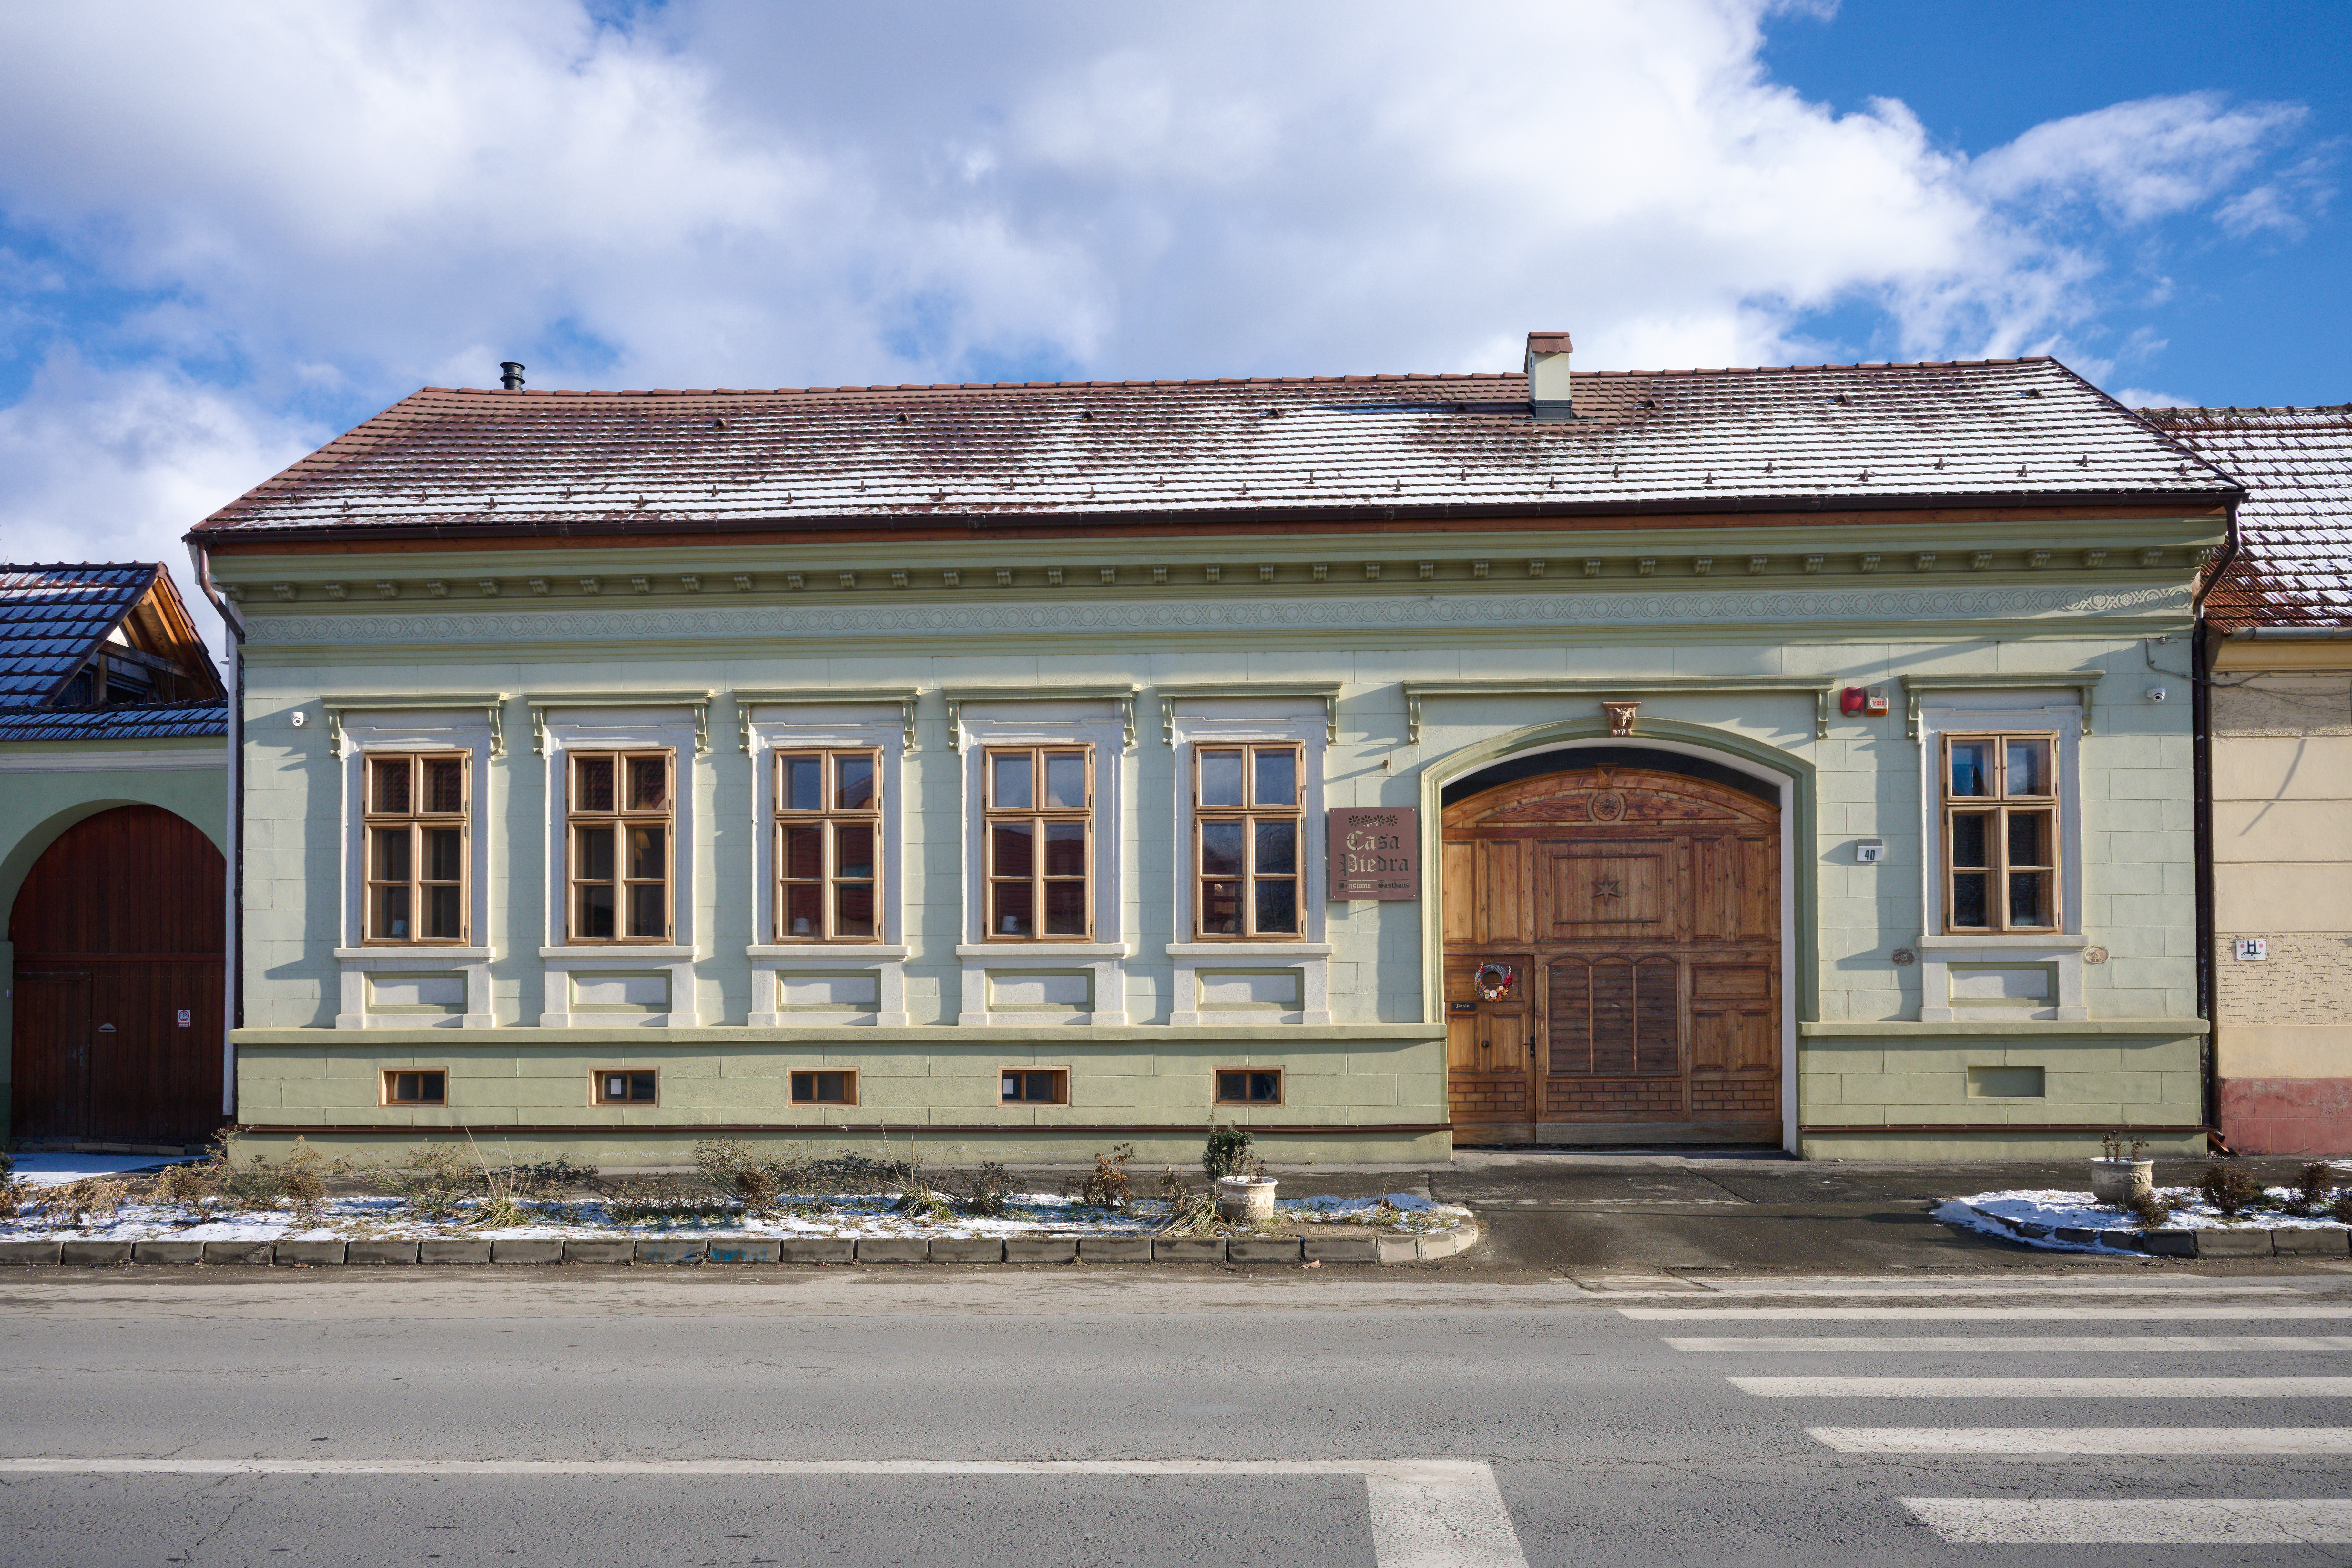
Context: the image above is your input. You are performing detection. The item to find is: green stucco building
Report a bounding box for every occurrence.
[188,338,2233,1164]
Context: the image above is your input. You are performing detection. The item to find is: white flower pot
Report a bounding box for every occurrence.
[1215,1176,1277,1224]
[2090,1158,2154,1207]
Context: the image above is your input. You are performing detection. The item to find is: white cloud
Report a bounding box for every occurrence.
[0,0,2323,575]
[0,353,320,655]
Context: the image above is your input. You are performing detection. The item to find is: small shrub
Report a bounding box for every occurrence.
[693,1139,794,1215]
[2101,1130,2149,1162]
[1156,1170,1220,1237]
[2285,1163,2340,1217]
[37,1177,128,1229]
[1067,1145,1135,1210]
[149,1159,221,1206]
[1203,1126,1257,1183]
[2197,1162,2264,1217]
[891,1183,953,1224]
[2331,1189,2352,1227]
[597,1178,738,1229]
[2128,1188,2178,1229]
[798,1152,913,1196]
[935,1160,1017,1218]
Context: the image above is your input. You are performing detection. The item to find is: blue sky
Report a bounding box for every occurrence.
[1763,0,2348,409]
[0,0,2342,650]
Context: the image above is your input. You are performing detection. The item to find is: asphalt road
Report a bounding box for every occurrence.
[5,1265,2351,1567]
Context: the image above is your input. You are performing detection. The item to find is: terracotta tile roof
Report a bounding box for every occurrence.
[2137,404,2352,630]
[192,358,2237,545]
[0,698,227,743]
[0,563,158,708]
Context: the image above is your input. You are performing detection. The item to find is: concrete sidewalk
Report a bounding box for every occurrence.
[1212,1150,2352,1277]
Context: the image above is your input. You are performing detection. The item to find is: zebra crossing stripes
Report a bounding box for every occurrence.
[1815,1428,2352,1455]
[1900,1498,2352,1545]
[1647,1288,2352,1549]
[1667,1335,2352,1353]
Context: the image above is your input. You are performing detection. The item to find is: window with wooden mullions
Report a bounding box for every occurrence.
[364,753,468,943]
[1001,1068,1067,1105]
[1195,744,1301,939]
[1943,733,2059,933]
[569,750,673,942]
[594,1070,658,1105]
[984,748,1090,940]
[791,1069,857,1105]
[1215,1068,1283,1105]
[382,1069,446,1105]
[776,749,881,941]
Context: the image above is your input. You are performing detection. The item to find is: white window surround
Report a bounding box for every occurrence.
[954,699,1131,1026]
[743,696,912,1027]
[535,703,703,1027]
[330,708,498,1030]
[1166,701,1333,1025]
[1915,698,2088,1022]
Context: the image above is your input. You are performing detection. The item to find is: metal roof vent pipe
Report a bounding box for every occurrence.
[499,361,526,391]
[1526,332,1573,421]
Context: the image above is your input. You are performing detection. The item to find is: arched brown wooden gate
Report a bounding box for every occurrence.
[1442,760,1781,1145]
[9,805,224,1148]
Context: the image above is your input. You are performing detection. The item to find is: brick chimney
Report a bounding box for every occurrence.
[1525,332,1573,421]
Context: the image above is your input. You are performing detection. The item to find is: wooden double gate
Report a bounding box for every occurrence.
[1442,763,1782,1145]
[8,805,224,1148]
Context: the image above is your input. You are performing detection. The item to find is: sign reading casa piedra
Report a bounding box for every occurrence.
[1329,807,1419,900]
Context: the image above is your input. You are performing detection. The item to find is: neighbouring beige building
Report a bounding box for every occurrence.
[2145,403,2352,1154]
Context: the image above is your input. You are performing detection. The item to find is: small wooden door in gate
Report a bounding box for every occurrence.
[1442,765,1781,1144]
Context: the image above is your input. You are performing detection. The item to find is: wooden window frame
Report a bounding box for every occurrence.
[381,1068,448,1106]
[1940,730,2061,935]
[1213,1067,1285,1106]
[982,745,1094,942]
[361,751,471,946]
[1191,742,1305,941]
[789,1068,860,1106]
[566,749,676,945]
[999,1067,1069,1105]
[1195,743,1308,940]
[591,1068,660,1106]
[773,748,884,943]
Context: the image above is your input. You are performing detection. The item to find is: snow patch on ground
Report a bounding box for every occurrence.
[1939,1187,2352,1253]
[5,1155,179,1188]
[0,1191,1471,1244]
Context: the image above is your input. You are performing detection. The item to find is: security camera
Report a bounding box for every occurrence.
[2146,685,2169,703]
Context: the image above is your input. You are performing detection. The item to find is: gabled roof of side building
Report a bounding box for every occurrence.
[2136,403,2352,630]
[0,561,225,712]
[189,357,2241,547]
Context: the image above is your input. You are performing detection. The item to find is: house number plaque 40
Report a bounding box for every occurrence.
[1328,807,1419,900]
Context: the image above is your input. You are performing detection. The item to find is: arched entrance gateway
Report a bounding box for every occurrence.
[1441,746,1784,1145]
[8,805,225,1148]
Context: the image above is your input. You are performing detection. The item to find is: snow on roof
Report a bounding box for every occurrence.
[194,357,2237,545]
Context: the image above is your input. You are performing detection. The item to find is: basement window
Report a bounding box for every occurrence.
[790,1070,858,1106]
[1966,1065,2046,1099]
[594,1069,659,1106]
[382,1069,447,1106]
[1215,1069,1283,1106]
[1001,1069,1068,1105]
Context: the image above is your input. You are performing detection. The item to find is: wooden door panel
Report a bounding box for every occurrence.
[11,970,91,1141]
[1692,833,1780,941]
[1691,963,1778,1073]
[1476,841,1531,944]
[1443,962,1532,1130]
[1541,840,1676,939]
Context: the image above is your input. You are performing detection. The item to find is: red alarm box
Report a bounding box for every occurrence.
[1840,685,1890,716]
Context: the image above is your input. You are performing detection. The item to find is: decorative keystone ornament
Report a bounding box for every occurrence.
[1602,701,1640,736]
